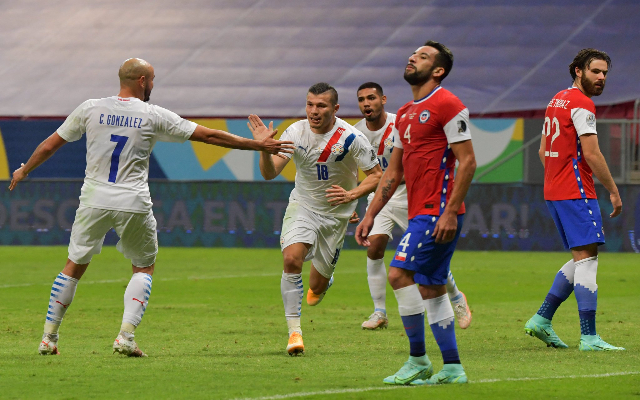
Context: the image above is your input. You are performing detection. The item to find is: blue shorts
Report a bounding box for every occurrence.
[389,214,464,286]
[546,199,604,249]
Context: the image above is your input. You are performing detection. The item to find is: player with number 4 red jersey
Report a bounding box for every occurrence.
[394,86,470,219]
[356,41,477,386]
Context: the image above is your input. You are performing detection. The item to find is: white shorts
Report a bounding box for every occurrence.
[280,202,349,279]
[68,205,158,267]
[368,203,408,240]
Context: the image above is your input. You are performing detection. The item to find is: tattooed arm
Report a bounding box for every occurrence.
[355,147,404,246]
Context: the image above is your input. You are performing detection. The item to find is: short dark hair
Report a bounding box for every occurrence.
[308,82,338,105]
[424,40,454,82]
[357,82,384,96]
[569,48,611,81]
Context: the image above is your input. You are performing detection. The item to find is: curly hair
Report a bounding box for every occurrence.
[569,48,611,81]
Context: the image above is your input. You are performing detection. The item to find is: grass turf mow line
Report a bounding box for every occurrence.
[0,270,367,289]
[234,371,640,400]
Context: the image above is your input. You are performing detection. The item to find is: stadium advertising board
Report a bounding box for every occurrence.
[1,182,639,252]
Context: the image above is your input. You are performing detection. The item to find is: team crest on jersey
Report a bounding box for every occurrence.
[586,113,596,128]
[419,110,430,124]
[331,143,344,155]
[384,136,394,148]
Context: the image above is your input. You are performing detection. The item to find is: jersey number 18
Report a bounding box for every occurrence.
[316,164,329,181]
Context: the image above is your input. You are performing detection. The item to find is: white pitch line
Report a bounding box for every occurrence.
[232,371,640,400]
[0,270,364,290]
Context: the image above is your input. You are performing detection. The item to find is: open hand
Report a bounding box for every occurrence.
[9,163,27,191]
[247,114,294,157]
[326,185,355,206]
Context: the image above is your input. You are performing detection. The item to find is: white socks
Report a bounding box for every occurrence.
[394,285,425,316]
[574,256,598,293]
[424,293,455,328]
[446,270,462,302]
[366,257,387,313]
[282,272,303,335]
[44,272,79,334]
[121,273,153,333]
[559,259,576,283]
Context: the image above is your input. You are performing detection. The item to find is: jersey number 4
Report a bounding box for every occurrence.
[404,124,411,143]
[109,134,129,183]
[543,117,560,158]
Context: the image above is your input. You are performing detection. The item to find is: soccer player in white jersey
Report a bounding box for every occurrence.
[247,82,382,355]
[9,58,294,357]
[354,82,472,331]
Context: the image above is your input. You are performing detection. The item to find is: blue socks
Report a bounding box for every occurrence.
[574,256,598,336]
[536,260,575,320]
[425,293,460,364]
[401,314,426,357]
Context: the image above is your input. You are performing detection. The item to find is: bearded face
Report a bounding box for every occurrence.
[580,70,605,97]
[577,59,608,97]
[143,83,152,102]
[403,64,435,86]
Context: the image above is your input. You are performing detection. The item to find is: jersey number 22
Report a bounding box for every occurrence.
[543,117,559,158]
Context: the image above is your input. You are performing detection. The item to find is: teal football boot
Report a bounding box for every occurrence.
[579,335,625,351]
[383,357,433,385]
[524,314,568,348]
[411,364,468,385]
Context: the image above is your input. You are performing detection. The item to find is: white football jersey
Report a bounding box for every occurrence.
[279,117,378,218]
[354,113,407,207]
[57,96,197,213]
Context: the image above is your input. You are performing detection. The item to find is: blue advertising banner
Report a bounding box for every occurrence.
[1,182,639,252]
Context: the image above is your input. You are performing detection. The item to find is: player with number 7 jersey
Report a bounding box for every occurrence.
[9,58,294,358]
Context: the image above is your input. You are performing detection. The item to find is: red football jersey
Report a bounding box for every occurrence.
[393,86,472,219]
[543,87,597,200]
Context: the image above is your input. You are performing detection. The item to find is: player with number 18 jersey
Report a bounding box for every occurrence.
[278,117,378,278]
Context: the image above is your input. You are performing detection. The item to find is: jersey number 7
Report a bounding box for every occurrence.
[109,134,129,183]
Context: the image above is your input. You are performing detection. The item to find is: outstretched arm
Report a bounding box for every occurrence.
[580,133,621,218]
[190,115,294,156]
[9,132,68,190]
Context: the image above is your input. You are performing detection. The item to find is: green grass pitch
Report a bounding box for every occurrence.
[0,246,638,399]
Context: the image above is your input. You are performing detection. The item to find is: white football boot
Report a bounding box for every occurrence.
[361,311,389,330]
[113,331,147,357]
[39,333,60,355]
